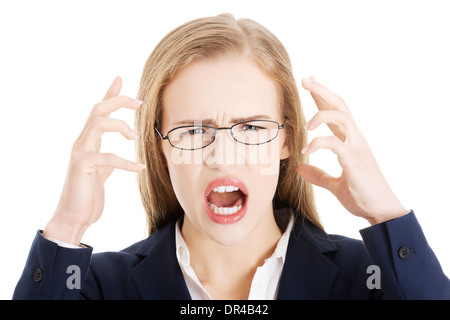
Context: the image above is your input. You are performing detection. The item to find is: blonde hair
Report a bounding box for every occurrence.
[135,13,322,234]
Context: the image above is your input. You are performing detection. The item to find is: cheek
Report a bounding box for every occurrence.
[246,143,282,200]
[167,163,203,213]
[249,139,282,176]
[163,146,203,207]
[163,141,204,166]
[249,157,280,194]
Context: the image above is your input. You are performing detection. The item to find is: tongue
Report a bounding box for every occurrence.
[207,190,245,208]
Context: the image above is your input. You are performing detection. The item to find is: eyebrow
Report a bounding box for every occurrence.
[172,114,274,127]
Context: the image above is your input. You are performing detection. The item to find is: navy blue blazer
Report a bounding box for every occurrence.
[13,210,450,299]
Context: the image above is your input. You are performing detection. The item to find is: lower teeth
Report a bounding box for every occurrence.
[208,202,242,215]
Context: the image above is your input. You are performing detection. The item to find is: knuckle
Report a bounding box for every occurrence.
[313,110,326,119]
[104,153,122,166]
[91,116,105,125]
[338,96,346,105]
[309,137,319,146]
[89,116,107,130]
[70,150,82,161]
[340,110,351,121]
[117,119,129,130]
[309,137,324,149]
[101,153,115,166]
[92,102,102,114]
[331,135,342,144]
[69,151,88,167]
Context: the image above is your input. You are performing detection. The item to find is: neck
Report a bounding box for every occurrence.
[181,207,282,299]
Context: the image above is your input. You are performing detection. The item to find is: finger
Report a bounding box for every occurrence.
[88,152,146,172]
[89,117,138,139]
[75,117,138,152]
[91,95,143,118]
[302,77,349,112]
[297,163,337,193]
[305,110,356,142]
[80,96,142,136]
[301,135,347,158]
[103,76,122,101]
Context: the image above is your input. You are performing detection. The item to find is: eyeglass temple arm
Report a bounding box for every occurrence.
[154,127,168,140]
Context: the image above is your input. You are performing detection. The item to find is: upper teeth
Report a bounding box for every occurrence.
[213,186,239,193]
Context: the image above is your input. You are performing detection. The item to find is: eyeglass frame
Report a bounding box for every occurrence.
[154,118,287,151]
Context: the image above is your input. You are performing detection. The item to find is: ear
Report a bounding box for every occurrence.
[280,142,290,160]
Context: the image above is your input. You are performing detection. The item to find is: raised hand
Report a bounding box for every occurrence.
[43,76,145,245]
[297,77,408,225]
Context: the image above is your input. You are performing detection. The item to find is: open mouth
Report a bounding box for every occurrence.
[204,178,248,224]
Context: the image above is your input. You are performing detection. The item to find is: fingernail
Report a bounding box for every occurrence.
[304,119,312,129]
[129,129,139,139]
[301,145,309,154]
[136,163,146,169]
[113,75,121,84]
[134,98,143,105]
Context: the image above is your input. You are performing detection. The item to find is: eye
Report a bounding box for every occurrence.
[180,127,205,136]
[190,127,205,135]
[242,124,263,131]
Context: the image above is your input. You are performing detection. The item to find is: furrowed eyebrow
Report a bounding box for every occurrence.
[230,115,273,123]
[172,115,273,127]
[173,119,216,126]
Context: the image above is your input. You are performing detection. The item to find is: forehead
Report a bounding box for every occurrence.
[161,56,280,127]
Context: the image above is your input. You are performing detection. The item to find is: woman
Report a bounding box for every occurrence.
[13,13,449,299]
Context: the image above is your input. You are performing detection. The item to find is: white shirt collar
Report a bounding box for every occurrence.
[175,215,293,265]
[175,213,294,300]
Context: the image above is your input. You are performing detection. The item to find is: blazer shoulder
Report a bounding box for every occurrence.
[291,217,374,275]
[83,220,186,299]
[326,234,373,266]
[293,217,368,257]
[89,220,176,273]
[91,239,145,266]
[279,217,378,299]
[86,238,147,297]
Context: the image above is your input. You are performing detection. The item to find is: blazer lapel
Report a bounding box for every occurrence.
[128,212,339,300]
[277,218,339,299]
[131,221,191,299]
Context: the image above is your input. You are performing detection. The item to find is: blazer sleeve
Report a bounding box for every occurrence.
[359,211,450,299]
[12,231,93,300]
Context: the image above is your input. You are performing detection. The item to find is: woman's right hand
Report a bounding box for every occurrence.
[43,76,145,246]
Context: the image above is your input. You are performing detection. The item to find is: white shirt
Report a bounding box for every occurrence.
[175,216,294,300]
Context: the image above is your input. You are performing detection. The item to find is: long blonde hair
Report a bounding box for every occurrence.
[135,13,322,234]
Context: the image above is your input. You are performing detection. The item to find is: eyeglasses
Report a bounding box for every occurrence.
[155,119,286,151]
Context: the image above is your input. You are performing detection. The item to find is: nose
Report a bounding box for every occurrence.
[203,129,245,170]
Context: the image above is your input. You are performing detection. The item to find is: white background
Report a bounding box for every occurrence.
[1,0,449,299]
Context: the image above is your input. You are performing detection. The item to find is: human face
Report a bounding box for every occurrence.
[160,55,289,245]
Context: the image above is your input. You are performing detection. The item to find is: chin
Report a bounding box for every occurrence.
[203,218,257,246]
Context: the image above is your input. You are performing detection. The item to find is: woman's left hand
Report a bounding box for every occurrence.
[297,77,408,225]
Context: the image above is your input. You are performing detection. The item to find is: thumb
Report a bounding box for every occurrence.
[296,163,337,194]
